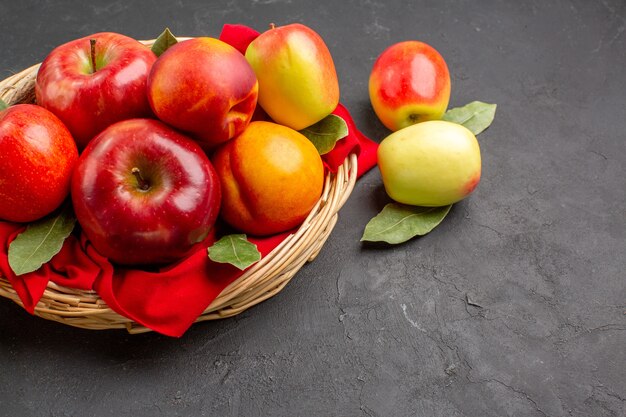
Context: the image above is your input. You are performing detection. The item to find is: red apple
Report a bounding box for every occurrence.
[147,37,258,149]
[369,41,451,131]
[71,118,221,265]
[0,103,78,223]
[35,32,157,149]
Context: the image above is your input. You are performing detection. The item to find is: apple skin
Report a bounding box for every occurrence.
[369,41,451,132]
[212,121,324,236]
[71,119,221,265]
[35,32,157,149]
[377,120,481,207]
[147,37,258,150]
[0,104,78,222]
[245,23,340,130]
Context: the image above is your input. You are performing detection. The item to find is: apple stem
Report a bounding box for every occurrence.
[131,167,150,191]
[89,39,97,74]
[269,23,276,30]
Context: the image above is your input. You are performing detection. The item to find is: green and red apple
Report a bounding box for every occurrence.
[245,23,339,130]
[377,120,481,207]
[71,119,221,265]
[147,37,258,149]
[35,32,156,149]
[369,41,451,131]
[0,102,78,222]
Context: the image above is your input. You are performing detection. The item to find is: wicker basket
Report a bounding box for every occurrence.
[0,39,357,334]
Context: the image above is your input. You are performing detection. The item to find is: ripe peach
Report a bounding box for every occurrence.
[212,121,324,236]
[147,37,258,149]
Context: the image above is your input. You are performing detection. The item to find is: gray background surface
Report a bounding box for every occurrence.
[1,1,625,416]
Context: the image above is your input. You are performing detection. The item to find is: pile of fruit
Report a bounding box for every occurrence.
[363,41,496,244]
[0,24,347,271]
[0,22,496,329]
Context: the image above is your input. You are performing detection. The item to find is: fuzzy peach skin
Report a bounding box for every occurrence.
[377,120,481,207]
[212,121,325,236]
[148,37,258,149]
[245,23,339,130]
[369,41,451,132]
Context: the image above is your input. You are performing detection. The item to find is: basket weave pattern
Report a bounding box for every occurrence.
[0,42,357,334]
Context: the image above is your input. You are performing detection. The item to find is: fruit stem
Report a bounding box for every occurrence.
[89,39,97,74]
[131,167,150,191]
[269,23,276,30]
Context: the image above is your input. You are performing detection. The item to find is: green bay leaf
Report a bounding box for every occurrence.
[299,114,349,155]
[8,204,76,276]
[151,28,178,57]
[208,234,261,270]
[361,203,452,244]
[442,101,497,135]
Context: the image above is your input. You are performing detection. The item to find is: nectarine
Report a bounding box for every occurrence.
[147,37,258,149]
[212,121,324,236]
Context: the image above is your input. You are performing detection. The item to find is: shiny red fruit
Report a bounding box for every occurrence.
[147,37,258,150]
[369,40,451,131]
[0,104,78,223]
[71,119,221,265]
[35,32,157,149]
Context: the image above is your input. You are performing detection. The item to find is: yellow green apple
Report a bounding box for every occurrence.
[377,120,481,206]
[245,23,339,130]
[369,41,451,131]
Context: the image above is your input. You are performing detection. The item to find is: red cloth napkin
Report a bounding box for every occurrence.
[0,24,379,337]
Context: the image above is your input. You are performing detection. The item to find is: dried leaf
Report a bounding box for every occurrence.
[361,203,451,244]
[299,114,349,155]
[8,204,76,276]
[442,101,497,135]
[151,28,178,57]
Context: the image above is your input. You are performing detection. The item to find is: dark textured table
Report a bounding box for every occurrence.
[1,1,625,416]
